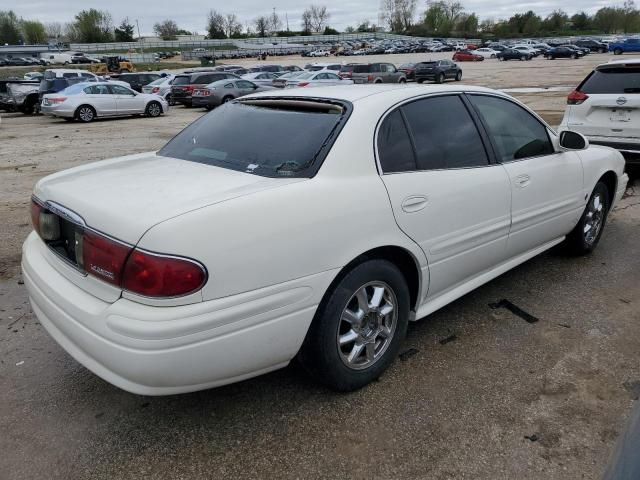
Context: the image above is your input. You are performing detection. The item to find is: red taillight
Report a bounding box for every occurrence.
[185,85,195,92]
[82,230,132,287]
[152,86,160,93]
[367,75,374,82]
[297,82,310,87]
[567,90,589,105]
[50,97,67,104]
[122,249,206,298]
[30,199,43,235]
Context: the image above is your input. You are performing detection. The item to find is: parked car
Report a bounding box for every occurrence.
[609,38,640,55]
[397,63,418,80]
[23,85,627,395]
[574,39,608,53]
[272,71,307,88]
[512,45,539,57]
[559,59,640,171]
[141,74,175,105]
[171,72,240,107]
[285,71,352,88]
[350,63,407,84]
[497,48,531,61]
[117,73,163,93]
[192,79,275,109]
[306,63,343,72]
[453,50,484,62]
[545,47,581,60]
[41,82,168,122]
[561,44,589,55]
[472,48,500,59]
[415,60,462,83]
[241,72,280,86]
[4,57,32,66]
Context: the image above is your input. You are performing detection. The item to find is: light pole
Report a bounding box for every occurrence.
[136,19,144,59]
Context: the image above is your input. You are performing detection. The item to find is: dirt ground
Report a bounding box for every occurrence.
[1,52,639,480]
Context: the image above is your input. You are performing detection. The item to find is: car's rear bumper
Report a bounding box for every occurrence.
[22,232,329,395]
[40,104,75,118]
[191,96,216,108]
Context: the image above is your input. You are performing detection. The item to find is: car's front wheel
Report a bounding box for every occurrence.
[145,101,162,117]
[435,72,445,84]
[299,259,410,391]
[455,71,462,81]
[564,181,610,255]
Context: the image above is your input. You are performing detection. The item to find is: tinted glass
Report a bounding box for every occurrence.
[110,85,134,95]
[173,75,191,85]
[352,65,370,73]
[580,68,640,94]
[377,110,415,173]
[402,96,488,170]
[469,95,554,162]
[159,101,345,178]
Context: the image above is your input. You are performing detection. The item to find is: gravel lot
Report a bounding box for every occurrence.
[1,52,639,480]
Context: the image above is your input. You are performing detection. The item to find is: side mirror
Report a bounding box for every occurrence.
[559,130,589,150]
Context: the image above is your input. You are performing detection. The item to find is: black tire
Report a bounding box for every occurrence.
[563,182,610,255]
[490,54,496,59]
[455,71,462,81]
[299,259,410,391]
[222,95,234,103]
[145,101,162,117]
[398,78,406,84]
[614,48,623,55]
[520,55,526,61]
[75,105,95,123]
[167,94,175,106]
[572,53,578,59]
[435,72,445,84]
[417,78,424,84]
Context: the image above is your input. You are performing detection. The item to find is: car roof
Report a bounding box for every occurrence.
[605,57,640,66]
[243,84,503,104]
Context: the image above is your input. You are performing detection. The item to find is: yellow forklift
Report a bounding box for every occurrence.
[89,56,135,75]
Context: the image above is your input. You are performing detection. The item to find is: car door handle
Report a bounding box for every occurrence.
[514,174,531,188]
[401,195,428,213]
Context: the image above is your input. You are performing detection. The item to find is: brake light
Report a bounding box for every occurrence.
[49,97,67,104]
[567,90,589,105]
[82,230,132,287]
[367,75,374,82]
[297,82,310,87]
[151,86,160,93]
[122,249,206,297]
[185,85,195,92]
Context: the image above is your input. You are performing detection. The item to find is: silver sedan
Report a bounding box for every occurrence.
[191,79,276,110]
[285,71,354,88]
[41,82,168,122]
[240,72,280,86]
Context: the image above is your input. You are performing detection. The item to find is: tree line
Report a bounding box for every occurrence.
[2,2,640,46]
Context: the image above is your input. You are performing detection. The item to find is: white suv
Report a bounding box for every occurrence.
[559,59,640,170]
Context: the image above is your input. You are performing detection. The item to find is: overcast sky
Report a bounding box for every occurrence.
[11,0,615,35]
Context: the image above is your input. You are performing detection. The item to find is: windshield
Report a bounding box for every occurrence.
[580,68,640,94]
[158,100,348,178]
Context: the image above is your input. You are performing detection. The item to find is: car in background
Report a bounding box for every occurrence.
[308,49,330,57]
[349,63,406,84]
[512,45,539,57]
[530,43,553,55]
[171,71,240,107]
[415,60,462,83]
[142,74,176,104]
[272,71,307,88]
[472,48,500,59]
[497,48,531,61]
[24,72,44,81]
[285,71,352,88]
[608,38,640,55]
[241,72,280,86]
[23,85,627,396]
[306,63,343,73]
[192,79,275,109]
[545,47,581,60]
[41,82,168,122]
[4,57,33,66]
[574,39,608,53]
[453,50,484,62]
[247,65,285,73]
[117,73,163,93]
[397,63,418,81]
[559,59,640,171]
[560,44,589,56]
[282,65,304,72]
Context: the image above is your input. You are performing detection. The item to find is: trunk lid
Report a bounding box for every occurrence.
[34,151,305,245]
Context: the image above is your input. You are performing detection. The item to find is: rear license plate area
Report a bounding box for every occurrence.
[611,109,631,122]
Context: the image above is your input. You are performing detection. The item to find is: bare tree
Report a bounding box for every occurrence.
[301,9,313,32]
[45,22,63,40]
[206,10,226,38]
[309,5,331,32]
[269,10,283,33]
[254,16,269,37]
[380,0,417,32]
[153,19,179,40]
[224,14,242,38]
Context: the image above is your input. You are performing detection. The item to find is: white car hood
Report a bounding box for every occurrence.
[34,151,305,244]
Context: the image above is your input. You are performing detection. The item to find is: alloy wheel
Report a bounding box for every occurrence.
[78,107,94,122]
[584,193,605,245]
[337,282,398,370]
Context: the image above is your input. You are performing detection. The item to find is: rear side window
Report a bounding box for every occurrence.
[402,96,489,170]
[158,100,348,178]
[377,110,415,173]
[352,65,370,73]
[469,95,554,162]
[172,76,191,85]
[579,68,640,94]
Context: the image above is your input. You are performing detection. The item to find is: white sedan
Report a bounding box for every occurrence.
[23,85,627,395]
[472,47,501,59]
[41,82,168,122]
[285,71,353,88]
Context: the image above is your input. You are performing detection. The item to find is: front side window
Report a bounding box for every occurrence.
[402,95,489,170]
[468,94,554,162]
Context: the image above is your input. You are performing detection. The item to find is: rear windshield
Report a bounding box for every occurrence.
[148,77,168,86]
[158,100,349,178]
[339,65,355,72]
[580,68,640,94]
[172,75,191,85]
